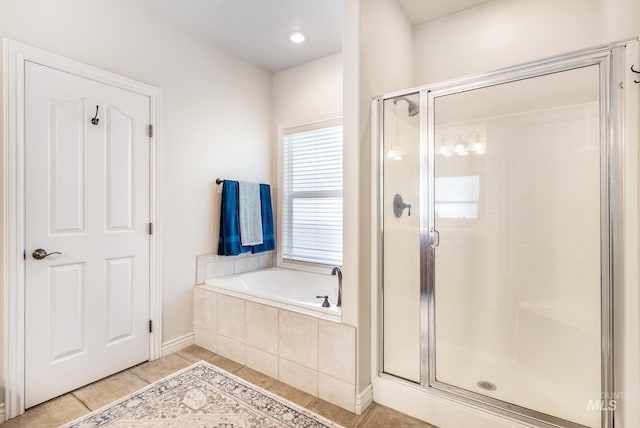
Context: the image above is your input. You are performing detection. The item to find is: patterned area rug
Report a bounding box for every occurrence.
[63,361,343,427]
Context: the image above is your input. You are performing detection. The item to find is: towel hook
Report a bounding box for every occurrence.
[91,105,100,125]
[632,65,640,84]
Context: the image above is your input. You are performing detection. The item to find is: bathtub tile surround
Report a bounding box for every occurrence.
[235,255,261,274]
[193,287,218,353]
[193,286,358,412]
[318,374,356,413]
[319,320,356,384]
[196,252,274,284]
[207,259,235,278]
[217,335,246,365]
[246,302,279,354]
[216,294,245,341]
[193,287,216,329]
[279,358,320,396]
[193,326,217,353]
[279,311,319,370]
[246,346,279,379]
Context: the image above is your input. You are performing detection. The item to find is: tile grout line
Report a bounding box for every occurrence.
[127,368,152,384]
[69,392,92,413]
[173,353,193,364]
[355,403,376,427]
[305,397,321,410]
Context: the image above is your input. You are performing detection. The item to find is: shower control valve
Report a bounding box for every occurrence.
[393,194,411,218]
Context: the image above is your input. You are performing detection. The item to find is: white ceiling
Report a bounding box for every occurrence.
[143,0,343,73]
[142,0,494,73]
[397,0,495,25]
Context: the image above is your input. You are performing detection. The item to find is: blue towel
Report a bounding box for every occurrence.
[217,180,251,256]
[252,184,275,254]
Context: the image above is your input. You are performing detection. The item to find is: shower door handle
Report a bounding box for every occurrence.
[429,229,439,248]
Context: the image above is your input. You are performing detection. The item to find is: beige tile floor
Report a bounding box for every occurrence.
[1,345,437,428]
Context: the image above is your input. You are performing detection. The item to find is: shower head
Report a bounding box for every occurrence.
[393,97,419,117]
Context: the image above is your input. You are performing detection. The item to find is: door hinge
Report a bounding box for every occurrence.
[149,320,153,333]
[23,249,26,260]
[148,124,153,138]
[148,222,153,235]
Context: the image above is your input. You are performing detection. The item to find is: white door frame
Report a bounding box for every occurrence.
[2,39,163,419]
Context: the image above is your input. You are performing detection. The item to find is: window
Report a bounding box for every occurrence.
[281,119,343,266]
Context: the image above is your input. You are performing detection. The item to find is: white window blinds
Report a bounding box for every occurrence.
[282,122,343,266]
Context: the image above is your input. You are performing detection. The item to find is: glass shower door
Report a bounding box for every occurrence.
[429,64,605,427]
[381,93,421,382]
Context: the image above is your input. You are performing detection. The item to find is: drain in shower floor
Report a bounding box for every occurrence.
[476,380,497,391]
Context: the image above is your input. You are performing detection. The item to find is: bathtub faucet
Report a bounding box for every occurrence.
[316,295,331,308]
[331,266,342,308]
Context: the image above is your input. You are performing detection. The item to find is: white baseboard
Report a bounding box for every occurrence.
[355,384,373,415]
[161,332,194,357]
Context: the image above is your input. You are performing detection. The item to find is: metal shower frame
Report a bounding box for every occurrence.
[373,40,633,428]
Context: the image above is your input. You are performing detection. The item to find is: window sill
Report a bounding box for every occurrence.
[277,257,337,275]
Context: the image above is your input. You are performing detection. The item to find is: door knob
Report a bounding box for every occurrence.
[32,249,62,260]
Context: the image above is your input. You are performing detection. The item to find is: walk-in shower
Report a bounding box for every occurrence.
[372,42,637,428]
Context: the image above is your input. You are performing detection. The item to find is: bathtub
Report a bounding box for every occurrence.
[203,267,341,320]
[193,266,356,412]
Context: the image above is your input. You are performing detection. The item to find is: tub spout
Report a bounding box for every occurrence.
[331,266,342,307]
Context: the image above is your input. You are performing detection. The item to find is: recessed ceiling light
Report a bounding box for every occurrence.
[289,32,306,44]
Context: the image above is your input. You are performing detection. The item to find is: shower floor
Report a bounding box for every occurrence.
[436,345,600,427]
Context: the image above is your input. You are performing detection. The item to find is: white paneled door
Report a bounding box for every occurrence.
[25,61,151,408]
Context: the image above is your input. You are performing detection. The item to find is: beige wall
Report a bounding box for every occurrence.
[0,0,272,403]
[273,53,343,125]
[0,35,4,404]
[271,51,343,281]
[348,0,415,394]
[413,0,640,86]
